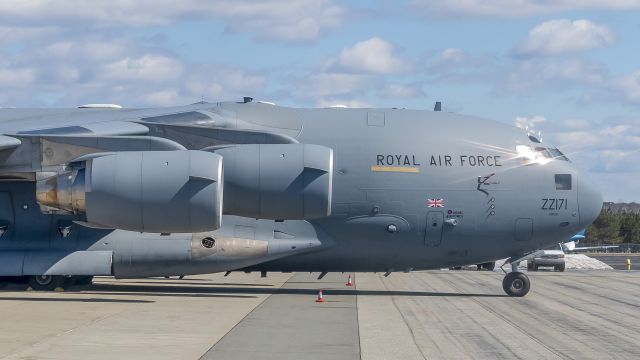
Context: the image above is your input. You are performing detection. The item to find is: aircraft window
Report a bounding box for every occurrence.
[534,147,552,158]
[548,148,570,161]
[555,174,572,190]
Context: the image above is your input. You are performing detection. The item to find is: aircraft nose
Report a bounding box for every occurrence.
[578,173,603,227]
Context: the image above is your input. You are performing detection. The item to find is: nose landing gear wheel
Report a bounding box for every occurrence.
[28,275,66,291]
[502,272,530,297]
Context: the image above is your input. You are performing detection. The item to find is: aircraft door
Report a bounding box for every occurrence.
[424,211,444,246]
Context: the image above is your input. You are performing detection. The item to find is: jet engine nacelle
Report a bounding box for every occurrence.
[36,150,223,233]
[212,144,333,220]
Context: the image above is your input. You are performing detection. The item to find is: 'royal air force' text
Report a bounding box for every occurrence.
[376,154,502,167]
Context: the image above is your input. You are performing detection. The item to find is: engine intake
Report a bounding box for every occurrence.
[36,150,223,233]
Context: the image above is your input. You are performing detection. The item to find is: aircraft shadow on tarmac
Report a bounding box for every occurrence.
[117,281,275,287]
[0,296,153,303]
[76,283,507,298]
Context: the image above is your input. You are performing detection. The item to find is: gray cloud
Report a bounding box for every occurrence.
[0,32,267,107]
[0,0,350,43]
[410,0,640,19]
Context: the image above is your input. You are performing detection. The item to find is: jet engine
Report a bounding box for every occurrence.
[36,150,223,233]
[212,144,333,220]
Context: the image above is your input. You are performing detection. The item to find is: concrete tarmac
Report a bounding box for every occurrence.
[1,270,639,360]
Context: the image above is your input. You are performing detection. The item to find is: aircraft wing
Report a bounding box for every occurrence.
[0,102,330,266]
[569,245,619,252]
[0,104,301,174]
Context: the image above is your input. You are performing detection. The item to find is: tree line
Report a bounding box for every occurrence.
[586,210,640,244]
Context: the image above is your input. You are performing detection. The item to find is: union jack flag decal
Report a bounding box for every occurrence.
[427,198,444,208]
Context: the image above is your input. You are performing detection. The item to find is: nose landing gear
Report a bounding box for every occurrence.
[500,250,543,297]
[502,272,530,297]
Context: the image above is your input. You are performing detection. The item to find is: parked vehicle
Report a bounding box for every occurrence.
[528,249,565,272]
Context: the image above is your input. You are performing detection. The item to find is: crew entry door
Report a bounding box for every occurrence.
[424,211,444,246]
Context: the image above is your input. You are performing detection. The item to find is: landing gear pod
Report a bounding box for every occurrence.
[212,144,333,220]
[37,150,223,233]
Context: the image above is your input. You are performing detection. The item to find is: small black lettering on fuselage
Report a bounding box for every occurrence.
[541,198,568,210]
[429,155,502,167]
[430,155,453,166]
[459,155,502,167]
[377,154,421,166]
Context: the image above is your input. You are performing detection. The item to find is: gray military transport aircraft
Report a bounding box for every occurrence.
[0,98,602,297]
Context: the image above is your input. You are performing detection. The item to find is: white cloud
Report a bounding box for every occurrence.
[410,0,640,18]
[515,115,546,130]
[185,66,266,100]
[100,55,185,83]
[326,37,410,74]
[514,19,615,57]
[0,26,57,45]
[532,116,640,176]
[0,0,348,43]
[438,48,469,64]
[213,0,348,42]
[552,130,602,148]
[610,71,640,105]
[316,98,371,108]
[143,90,181,106]
[0,29,269,108]
[299,73,370,98]
[0,67,36,86]
[378,84,424,98]
[560,118,591,130]
[503,59,605,93]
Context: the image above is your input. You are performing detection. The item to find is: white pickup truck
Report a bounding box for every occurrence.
[527,248,565,272]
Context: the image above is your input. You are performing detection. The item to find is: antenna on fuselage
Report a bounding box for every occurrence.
[434,101,442,112]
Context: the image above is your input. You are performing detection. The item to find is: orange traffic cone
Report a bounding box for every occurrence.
[346,274,353,286]
[316,289,325,302]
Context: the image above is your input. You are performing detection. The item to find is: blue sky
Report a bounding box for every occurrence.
[0,0,639,201]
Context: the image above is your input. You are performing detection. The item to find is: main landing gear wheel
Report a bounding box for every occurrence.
[502,272,530,297]
[28,275,66,291]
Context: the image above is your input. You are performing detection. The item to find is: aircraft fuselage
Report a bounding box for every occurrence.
[0,102,602,280]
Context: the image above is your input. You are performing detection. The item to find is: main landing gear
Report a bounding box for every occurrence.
[0,275,94,291]
[500,250,544,297]
[27,275,94,291]
[28,275,66,291]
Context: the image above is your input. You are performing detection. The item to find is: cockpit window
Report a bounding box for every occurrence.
[555,174,572,190]
[528,135,541,143]
[534,147,552,159]
[532,147,570,162]
[516,145,570,165]
[548,148,570,161]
